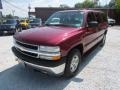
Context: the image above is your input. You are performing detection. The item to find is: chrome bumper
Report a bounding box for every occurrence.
[16,58,66,75]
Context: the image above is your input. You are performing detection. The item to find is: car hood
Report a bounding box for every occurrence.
[0,24,15,26]
[14,26,80,45]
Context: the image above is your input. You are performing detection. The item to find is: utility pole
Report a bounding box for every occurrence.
[93,0,99,8]
[28,3,31,19]
[98,0,101,7]
[12,10,15,17]
[105,0,109,17]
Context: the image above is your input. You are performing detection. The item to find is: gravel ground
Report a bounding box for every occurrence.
[0,26,120,90]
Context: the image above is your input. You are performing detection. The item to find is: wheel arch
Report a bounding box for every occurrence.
[68,43,84,56]
[105,30,108,35]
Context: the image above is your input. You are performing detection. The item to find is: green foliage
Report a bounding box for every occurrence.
[59,4,70,8]
[115,0,120,9]
[109,0,115,8]
[75,3,83,8]
[75,0,95,8]
[115,0,120,13]
[5,14,14,19]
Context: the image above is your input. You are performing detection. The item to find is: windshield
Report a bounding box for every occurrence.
[3,19,16,24]
[20,20,25,22]
[45,11,84,27]
[30,19,40,23]
[20,20,28,23]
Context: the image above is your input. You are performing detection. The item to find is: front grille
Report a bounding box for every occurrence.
[16,48,38,58]
[15,40,39,58]
[16,40,38,50]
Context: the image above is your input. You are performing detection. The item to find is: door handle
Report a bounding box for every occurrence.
[85,32,90,35]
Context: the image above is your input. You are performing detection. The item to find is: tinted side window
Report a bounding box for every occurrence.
[101,13,107,22]
[95,13,102,23]
[87,12,96,23]
[26,20,29,23]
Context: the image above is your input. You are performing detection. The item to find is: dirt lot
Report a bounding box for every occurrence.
[0,26,120,90]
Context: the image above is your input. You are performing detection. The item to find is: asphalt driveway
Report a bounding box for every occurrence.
[0,26,120,90]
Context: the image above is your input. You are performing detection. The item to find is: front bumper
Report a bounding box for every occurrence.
[21,25,28,29]
[16,58,65,75]
[108,22,115,25]
[12,47,66,75]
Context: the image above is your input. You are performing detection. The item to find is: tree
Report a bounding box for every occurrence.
[5,14,14,19]
[115,0,120,13]
[115,0,120,9]
[114,0,120,25]
[59,4,70,8]
[109,0,115,8]
[75,3,83,8]
[75,0,95,8]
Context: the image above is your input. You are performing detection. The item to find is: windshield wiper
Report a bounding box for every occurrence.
[54,24,78,27]
[45,23,75,27]
[45,23,66,26]
[45,23,53,26]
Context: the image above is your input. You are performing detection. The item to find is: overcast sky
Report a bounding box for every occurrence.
[1,0,111,17]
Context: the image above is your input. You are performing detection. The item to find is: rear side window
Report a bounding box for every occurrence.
[95,13,102,23]
[87,12,96,23]
[26,20,29,23]
[101,13,107,22]
[95,12,107,23]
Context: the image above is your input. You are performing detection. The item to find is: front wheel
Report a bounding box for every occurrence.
[16,27,22,32]
[63,49,81,78]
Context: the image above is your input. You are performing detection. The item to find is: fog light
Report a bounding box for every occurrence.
[40,55,61,60]
[52,56,61,60]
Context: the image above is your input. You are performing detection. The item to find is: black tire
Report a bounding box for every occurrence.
[100,34,106,47]
[111,24,114,26]
[63,49,81,78]
[0,32,3,36]
[19,27,22,32]
[16,27,22,33]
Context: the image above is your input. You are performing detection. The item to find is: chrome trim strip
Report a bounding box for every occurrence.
[15,43,39,54]
[15,39,38,47]
[16,48,39,58]
[14,40,39,58]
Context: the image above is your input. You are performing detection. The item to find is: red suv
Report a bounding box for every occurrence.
[12,10,108,77]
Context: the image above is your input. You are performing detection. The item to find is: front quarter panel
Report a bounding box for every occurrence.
[58,28,85,57]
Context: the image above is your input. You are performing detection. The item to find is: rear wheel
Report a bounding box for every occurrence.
[63,49,81,78]
[100,34,106,47]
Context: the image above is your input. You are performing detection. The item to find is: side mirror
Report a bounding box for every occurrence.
[88,21,98,27]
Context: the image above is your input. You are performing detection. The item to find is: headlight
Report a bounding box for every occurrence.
[40,46,60,53]
[10,26,15,29]
[39,46,61,60]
